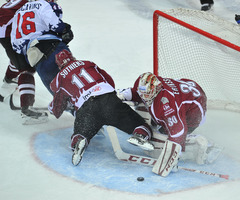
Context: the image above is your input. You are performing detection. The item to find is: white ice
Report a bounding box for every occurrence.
[0,0,240,199]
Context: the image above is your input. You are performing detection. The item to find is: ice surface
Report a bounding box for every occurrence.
[0,0,240,199]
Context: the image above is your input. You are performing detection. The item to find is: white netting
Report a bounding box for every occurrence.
[154,8,240,112]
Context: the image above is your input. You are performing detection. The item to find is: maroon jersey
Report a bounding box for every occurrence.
[49,60,115,118]
[131,76,207,149]
[0,0,28,38]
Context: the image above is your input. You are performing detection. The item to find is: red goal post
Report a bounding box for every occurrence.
[153,8,240,112]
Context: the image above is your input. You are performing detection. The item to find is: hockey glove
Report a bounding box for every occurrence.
[116,88,132,101]
[235,14,240,24]
[62,23,74,44]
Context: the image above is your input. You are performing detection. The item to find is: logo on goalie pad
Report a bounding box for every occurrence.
[165,150,178,173]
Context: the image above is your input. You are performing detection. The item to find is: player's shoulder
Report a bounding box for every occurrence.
[48,2,62,17]
[1,0,27,10]
[80,60,97,66]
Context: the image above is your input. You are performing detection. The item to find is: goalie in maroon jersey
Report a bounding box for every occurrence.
[117,72,207,177]
[48,50,153,166]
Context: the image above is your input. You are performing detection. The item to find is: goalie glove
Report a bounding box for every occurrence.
[116,88,132,101]
[152,140,181,177]
[235,14,240,24]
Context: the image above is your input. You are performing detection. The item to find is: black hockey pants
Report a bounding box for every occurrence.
[73,92,146,142]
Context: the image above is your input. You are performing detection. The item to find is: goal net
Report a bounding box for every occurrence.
[153,8,240,112]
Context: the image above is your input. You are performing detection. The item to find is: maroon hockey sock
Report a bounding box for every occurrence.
[4,62,20,80]
[18,72,35,108]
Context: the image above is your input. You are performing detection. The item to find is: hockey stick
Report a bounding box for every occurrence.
[106,126,229,180]
[9,94,48,111]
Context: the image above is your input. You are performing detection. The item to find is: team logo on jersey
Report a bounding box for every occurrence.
[163,103,174,116]
[92,86,101,92]
[161,97,169,104]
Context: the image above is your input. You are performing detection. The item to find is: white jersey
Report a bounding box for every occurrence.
[11,0,64,55]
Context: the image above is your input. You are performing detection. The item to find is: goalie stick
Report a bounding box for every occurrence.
[106,126,229,180]
[9,94,48,111]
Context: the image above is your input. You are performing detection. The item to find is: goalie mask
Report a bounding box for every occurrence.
[55,49,75,69]
[137,72,163,107]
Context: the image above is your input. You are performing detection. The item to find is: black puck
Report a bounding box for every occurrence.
[137,177,144,181]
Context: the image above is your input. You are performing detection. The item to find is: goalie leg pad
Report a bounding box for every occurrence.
[152,140,181,177]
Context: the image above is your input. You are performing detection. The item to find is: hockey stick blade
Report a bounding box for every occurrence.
[106,126,229,180]
[9,94,48,111]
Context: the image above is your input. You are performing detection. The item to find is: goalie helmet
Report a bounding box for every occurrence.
[55,49,75,69]
[137,72,163,107]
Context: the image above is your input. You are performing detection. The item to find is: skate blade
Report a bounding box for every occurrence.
[22,116,49,125]
[127,137,154,151]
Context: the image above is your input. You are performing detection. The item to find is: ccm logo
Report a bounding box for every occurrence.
[127,155,156,166]
[165,151,178,172]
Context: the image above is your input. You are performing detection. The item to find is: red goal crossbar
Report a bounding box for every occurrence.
[153,10,240,75]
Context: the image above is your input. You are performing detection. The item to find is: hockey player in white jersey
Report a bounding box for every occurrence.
[11,0,74,94]
[0,0,48,125]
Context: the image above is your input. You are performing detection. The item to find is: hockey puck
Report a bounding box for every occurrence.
[137,177,144,181]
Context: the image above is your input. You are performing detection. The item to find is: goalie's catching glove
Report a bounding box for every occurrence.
[235,14,240,24]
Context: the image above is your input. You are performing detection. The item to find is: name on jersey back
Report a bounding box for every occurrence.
[60,61,85,78]
[19,3,42,11]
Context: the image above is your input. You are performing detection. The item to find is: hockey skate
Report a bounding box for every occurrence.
[0,76,18,102]
[201,3,213,11]
[72,137,87,166]
[21,106,48,125]
[128,133,154,151]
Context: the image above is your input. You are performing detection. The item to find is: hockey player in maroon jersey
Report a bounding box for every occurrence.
[49,50,153,166]
[0,0,48,125]
[117,72,207,177]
